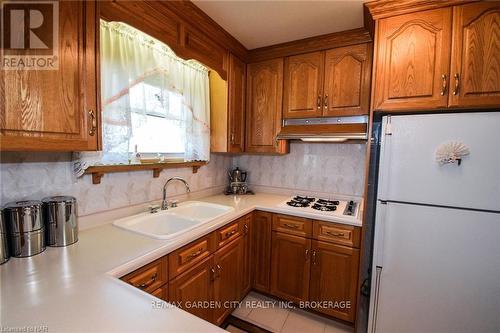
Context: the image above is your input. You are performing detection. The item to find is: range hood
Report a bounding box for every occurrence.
[276,116,368,142]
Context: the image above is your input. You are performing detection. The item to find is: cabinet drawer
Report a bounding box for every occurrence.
[272,214,312,237]
[313,221,361,248]
[122,257,168,293]
[151,285,168,301]
[169,233,216,279]
[216,219,242,249]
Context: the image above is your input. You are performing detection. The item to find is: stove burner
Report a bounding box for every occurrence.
[316,199,339,206]
[286,200,310,208]
[312,204,337,212]
[292,196,315,204]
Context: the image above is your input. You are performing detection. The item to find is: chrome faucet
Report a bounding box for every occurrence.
[161,177,190,210]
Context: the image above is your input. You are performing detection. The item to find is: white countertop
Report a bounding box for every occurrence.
[0,192,362,332]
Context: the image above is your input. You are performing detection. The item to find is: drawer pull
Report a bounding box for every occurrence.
[186,248,203,260]
[312,250,317,265]
[244,224,249,235]
[283,223,299,229]
[225,229,237,238]
[326,231,345,237]
[134,273,157,289]
[305,249,309,261]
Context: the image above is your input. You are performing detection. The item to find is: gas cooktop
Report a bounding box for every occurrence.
[279,195,359,218]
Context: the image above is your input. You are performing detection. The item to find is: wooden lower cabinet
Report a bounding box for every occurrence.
[213,237,244,325]
[270,232,311,303]
[310,240,360,322]
[251,211,273,292]
[169,256,215,323]
[240,214,252,297]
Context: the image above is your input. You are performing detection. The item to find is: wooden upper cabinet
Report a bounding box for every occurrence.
[449,2,500,108]
[373,8,452,111]
[246,59,288,154]
[228,54,246,153]
[310,240,360,323]
[324,44,372,116]
[270,232,311,303]
[0,1,99,151]
[283,52,324,118]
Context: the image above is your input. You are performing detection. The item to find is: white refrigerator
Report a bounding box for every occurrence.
[368,112,500,333]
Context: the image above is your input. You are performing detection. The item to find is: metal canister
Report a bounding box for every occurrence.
[42,196,78,247]
[4,200,45,257]
[0,209,9,264]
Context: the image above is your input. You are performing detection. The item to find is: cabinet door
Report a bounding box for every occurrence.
[228,54,246,153]
[251,211,272,293]
[240,214,252,297]
[323,44,371,116]
[246,59,288,154]
[213,237,243,325]
[373,8,452,111]
[310,240,359,323]
[0,1,99,151]
[169,256,214,323]
[449,2,500,108]
[283,52,324,118]
[270,232,311,303]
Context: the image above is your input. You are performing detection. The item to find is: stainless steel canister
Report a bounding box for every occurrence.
[0,209,9,264]
[42,196,78,247]
[4,200,45,257]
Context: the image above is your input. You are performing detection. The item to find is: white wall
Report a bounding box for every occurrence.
[233,142,366,197]
[0,142,366,217]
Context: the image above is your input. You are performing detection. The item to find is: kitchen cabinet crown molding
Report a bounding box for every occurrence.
[364,0,478,20]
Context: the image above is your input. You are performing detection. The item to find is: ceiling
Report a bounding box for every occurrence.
[192,0,365,49]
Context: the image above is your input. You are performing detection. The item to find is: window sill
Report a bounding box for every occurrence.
[84,161,207,184]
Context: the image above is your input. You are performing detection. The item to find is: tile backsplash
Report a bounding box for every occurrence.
[0,142,366,217]
[0,152,232,216]
[233,142,366,197]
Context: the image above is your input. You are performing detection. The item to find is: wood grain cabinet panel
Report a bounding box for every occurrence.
[270,232,311,303]
[240,214,252,297]
[169,256,215,323]
[449,2,500,108]
[323,44,372,116]
[373,8,452,111]
[310,240,360,323]
[246,59,289,154]
[272,214,312,238]
[0,0,99,151]
[251,211,273,293]
[169,233,216,279]
[121,257,168,294]
[213,237,243,325]
[283,52,324,118]
[228,54,246,153]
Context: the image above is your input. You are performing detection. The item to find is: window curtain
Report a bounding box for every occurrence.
[74,21,210,177]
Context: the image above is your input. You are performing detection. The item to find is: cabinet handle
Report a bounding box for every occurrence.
[230,133,235,143]
[326,231,345,237]
[440,74,448,96]
[312,250,317,265]
[216,264,222,278]
[323,95,328,110]
[316,95,322,110]
[134,273,157,289]
[453,73,460,96]
[283,223,299,229]
[244,224,249,235]
[225,229,237,238]
[88,109,97,136]
[210,267,217,281]
[186,248,203,261]
[305,249,309,261]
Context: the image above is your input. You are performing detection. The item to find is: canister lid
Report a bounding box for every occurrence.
[42,196,76,205]
[4,200,43,210]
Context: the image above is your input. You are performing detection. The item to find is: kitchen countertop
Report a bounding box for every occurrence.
[0,193,362,332]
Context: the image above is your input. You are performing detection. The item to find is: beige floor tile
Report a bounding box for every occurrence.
[280,308,328,333]
[323,320,354,333]
[246,302,290,332]
[225,324,248,333]
[232,294,261,319]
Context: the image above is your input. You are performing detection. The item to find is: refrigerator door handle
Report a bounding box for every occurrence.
[369,266,383,333]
